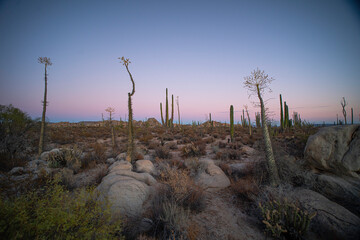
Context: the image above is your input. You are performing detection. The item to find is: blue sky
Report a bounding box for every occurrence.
[0,0,359,124]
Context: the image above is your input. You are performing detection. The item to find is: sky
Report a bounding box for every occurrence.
[0,0,359,124]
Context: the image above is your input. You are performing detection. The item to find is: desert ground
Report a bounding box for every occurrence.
[1,114,359,240]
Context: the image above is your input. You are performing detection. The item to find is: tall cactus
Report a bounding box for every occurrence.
[284,101,289,128]
[119,57,135,163]
[280,94,284,130]
[160,88,174,127]
[165,88,169,126]
[38,57,52,156]
[176,96,181,128]
[171,94,174,127]
[351,108,353,125]
[160,103,164,125]
[230,105,234,142]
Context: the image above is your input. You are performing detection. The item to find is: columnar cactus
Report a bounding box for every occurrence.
[160,103,164,125]
[171,94,174,127]
[160,88,174,127]
[280,94,284,130]
[351,108,353,125]
[284,101,289,128]
[230,105,234,142]
[165,88,169,126]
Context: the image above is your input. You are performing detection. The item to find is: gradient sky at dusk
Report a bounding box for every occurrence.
[1,0,359,124]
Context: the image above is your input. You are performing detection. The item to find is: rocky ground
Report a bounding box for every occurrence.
[1,121,359,240]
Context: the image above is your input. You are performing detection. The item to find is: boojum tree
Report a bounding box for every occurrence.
[119,57,136,163]
[38,57,52,156]
[105,107,116,148]
[244,68,280,187]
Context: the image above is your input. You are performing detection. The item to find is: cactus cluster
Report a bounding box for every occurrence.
[255,112,261,128]
[230,105,234,142]
[259,199,316,239]
[160,88,174,127]
[280,94,293,129]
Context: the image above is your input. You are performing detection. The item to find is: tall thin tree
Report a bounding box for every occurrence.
[244,68,280,186]
[38,57,52,156]
[119,57,135,163]
[105,107,116,148]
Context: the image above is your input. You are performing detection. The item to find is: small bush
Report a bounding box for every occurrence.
[0,178,123,239]
[154,146,172,159]
[181,142,205,158]
[48,146,82,172]
[259,198,316,240]
[231,177,259,202]
[90,142,107,163]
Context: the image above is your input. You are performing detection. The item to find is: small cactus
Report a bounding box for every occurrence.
[230,105,234,142]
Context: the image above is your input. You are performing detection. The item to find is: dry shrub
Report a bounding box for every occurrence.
[218,141,227,148]
[177,137,191,145]
[165,141,178,150]
[90,142,106,163]
[180,142,206,158]
[139,134,153,146]
[148,140,160,150]
[231,176,259,203]
[154,146,172,159]
[159,168,206,213]
[81,152,97,169]
[219,162,232,176]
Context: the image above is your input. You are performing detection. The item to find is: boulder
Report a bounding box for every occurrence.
[27,159,47,171]
[106,158,115,164]
[135,160,155,174]
[40,148,61,161]
[97,161,156,217]
[304,125,360,175]
[116,152,127,161]
[291,188,360,240]
[240,145,256,155]
[312,174,360,217]
[195,159,230,191]
[229,162,253,177]
[9,167,25,175]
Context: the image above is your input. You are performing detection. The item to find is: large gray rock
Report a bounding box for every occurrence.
[291,188,360,240]
[312,174,360,217]
[304,125,360,175]
[195,159,230,191]
[135,160,155,174]
[97,161,156,217]
[40,148,61,161]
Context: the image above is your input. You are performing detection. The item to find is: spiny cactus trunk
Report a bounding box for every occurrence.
[351,108,353,125]
[257,85,279,187]
[38,65,47,156]
[230,105,234,142]
[127,93,134,162]
[171,94,174,127]
[165,88,169,127]
[111,126,116,148]
[246,109,252,136]
[280,94,284,130]
[160,103,165,125]
[177,96,181,128]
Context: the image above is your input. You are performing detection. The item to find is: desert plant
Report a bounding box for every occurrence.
[244,68,280,186]
[255,112,261,128]
[119,56,136,163]
[351,107,353,124]
[105,107,117,148]
[181,142,206,158]
[0,105,35,171]
[48,147,82,172]
[160,88,175,128]
[176,96,181,128]
[245,105,252,136]
[230,105,234,142]
[259,198,316,240]
[38,57,52,156]
[154,146,172,159]
[0,178,123,239]
[280,94,284,130]
[340,97,347,125]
